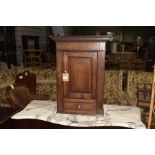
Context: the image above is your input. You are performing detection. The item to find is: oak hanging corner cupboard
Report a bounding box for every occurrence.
[49,36,111,115]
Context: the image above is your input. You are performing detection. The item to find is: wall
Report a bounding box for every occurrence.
[15,26,47,65]
[123,27,155,43]
[69,26,155,43]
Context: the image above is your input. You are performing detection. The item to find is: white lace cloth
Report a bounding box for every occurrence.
[11,100,146,129]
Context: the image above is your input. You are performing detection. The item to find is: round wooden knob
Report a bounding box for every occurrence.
[77,105,81,109]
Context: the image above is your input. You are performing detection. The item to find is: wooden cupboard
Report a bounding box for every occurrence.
[50,36,110,115]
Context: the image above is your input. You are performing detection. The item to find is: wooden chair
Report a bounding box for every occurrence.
[15,71,36,94]
[46,52,53,67]
[6,85,31,108]
[14,71,50,101]
[137,83,152,125]
[136,69,155,128]
[23,49,42,67]
[137,83,152,109]
[6,85,50,108]
[23,50,31,67]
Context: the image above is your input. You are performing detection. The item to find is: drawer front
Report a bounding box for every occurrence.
[57,42,102,51]
[64,102,96,112]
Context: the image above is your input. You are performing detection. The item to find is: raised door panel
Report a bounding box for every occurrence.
[63,52,97,99]
[69,57,91,93]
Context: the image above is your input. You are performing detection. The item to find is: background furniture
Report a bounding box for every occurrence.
[23,49,41,67]
[6,85,31,108]
[6,85,50,108]
[51,36,110,115]
[15,71,36,94]
[46,52,56,67]
[107,52,146,70]
[0,67,153,107]
[15,71,52,99]
[0,27,16,68]
[137,83,151,109]
[148,37,155,63]
[108,52,136,69]
[136,82,155,128]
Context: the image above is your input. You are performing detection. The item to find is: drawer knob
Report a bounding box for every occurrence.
[77,105,81,109]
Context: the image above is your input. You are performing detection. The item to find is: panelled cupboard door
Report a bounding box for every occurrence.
[63,52,97,100]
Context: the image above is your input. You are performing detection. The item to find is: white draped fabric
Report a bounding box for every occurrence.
[12,100,146,129]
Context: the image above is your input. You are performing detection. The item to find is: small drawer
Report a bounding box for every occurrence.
[64,102,96,111]
[57,42,102,51]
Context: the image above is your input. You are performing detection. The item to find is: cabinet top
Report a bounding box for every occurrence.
[49,35,113,42]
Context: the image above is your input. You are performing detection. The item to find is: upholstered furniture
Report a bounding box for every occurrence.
[0,67,153,108]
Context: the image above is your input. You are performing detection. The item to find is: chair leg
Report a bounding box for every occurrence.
[39,57,41,66]
[24,57,27,67]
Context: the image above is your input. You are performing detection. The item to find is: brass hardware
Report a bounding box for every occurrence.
[63,70,69,82]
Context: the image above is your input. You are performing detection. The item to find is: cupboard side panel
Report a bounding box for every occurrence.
[56,51,64,113]
[97,51,105,114]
